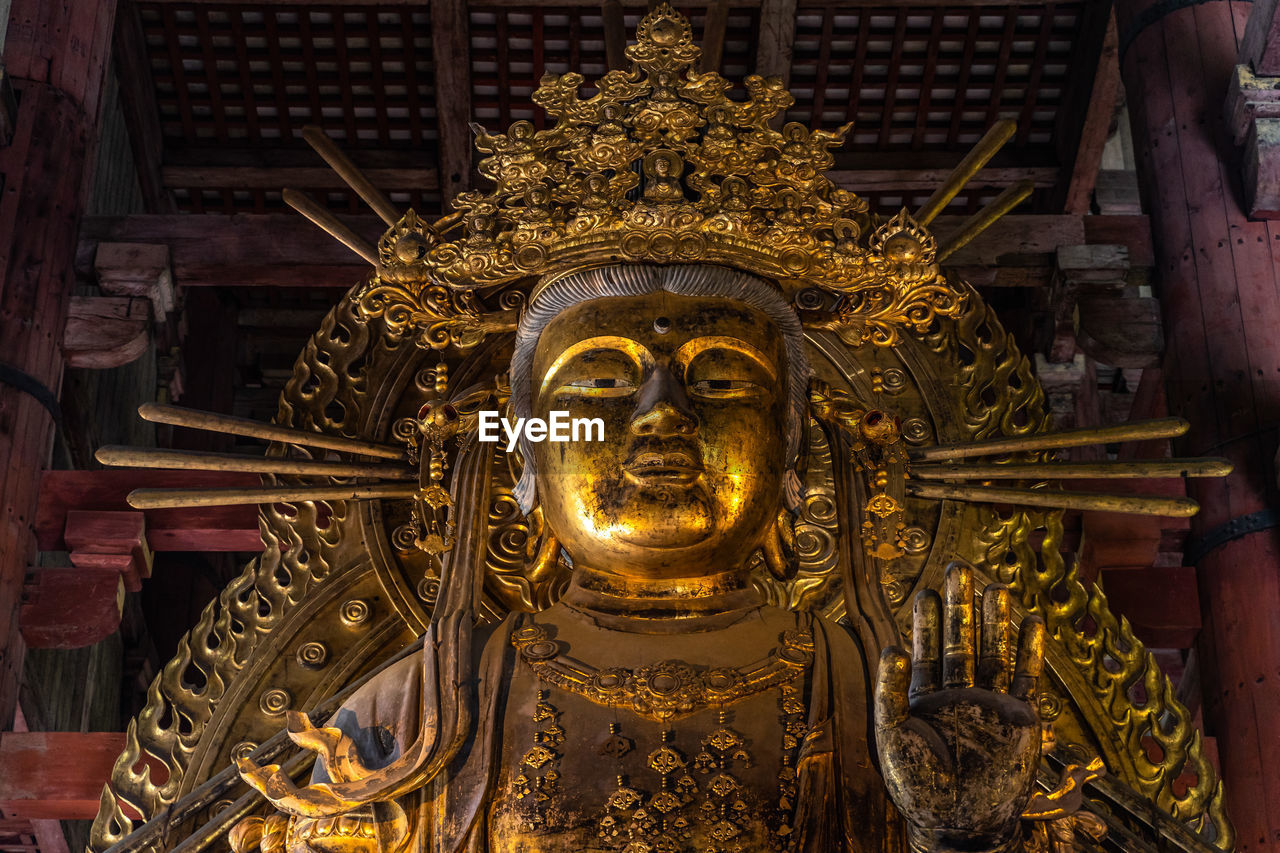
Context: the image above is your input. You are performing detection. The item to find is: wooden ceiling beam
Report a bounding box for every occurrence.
[161,165,438,191]
[159,142,1056,173]
[36,470,262,553]
[156,163,1051,194]
[77,213,1151,290]
[830,166,1058,191]
[77,213,383,289]
[431,0,474,203]
[163,146,439,169]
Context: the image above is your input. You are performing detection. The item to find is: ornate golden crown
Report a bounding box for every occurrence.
[356,4,966,350]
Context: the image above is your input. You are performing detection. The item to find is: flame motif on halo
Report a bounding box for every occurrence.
[355,3,968,350]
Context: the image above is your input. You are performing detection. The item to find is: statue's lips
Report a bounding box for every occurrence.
[623,451,702,486]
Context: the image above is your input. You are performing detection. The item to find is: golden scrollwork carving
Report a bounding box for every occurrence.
[973,511,1233,849]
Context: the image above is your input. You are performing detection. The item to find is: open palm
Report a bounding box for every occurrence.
[875,563,1046,849]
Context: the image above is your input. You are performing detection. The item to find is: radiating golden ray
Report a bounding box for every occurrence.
[910,458,1232,480]
[909,417,1189,462]
[127,483,418,510]
[96,446,415,479]
[904,482,1199,517]
[282,188,377,265]
[138,403,405,460]
[936,180,1035,262]
[301,126,401,227]
[914,119,1017,225]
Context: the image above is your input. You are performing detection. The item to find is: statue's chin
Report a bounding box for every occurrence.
[578,484,719,551]
[614,523,711,550]
[610,503,716,550]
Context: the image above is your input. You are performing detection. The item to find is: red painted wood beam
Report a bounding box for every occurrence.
[77,213,1152,290]
[0,0,121,735]
[36,470,263,553]
[0,732,126,820]
[1076,476,1191,572]
[1118,0,1280,842]
[64,510,152,590]
[21,567,124,650]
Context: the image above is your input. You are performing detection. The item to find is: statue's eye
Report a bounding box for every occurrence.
[570,378,632,388]
[556,377,636,397]
[690,379,762,399]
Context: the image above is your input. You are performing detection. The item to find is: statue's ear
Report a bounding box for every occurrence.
[524,505,562,582]
[763,508,799,582]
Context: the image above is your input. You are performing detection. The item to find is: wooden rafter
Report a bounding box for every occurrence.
[137,2,1087,217]
[76,213,1151,291]
[113,0,174,213]
[1058,7,1121,213]
[431,0,474,201]
[0,733,129,820]
[161,165,438,191]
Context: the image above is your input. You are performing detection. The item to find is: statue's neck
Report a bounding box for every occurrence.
[559,565,761,634]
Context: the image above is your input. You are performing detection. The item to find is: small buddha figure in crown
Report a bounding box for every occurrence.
[643,150,686,203]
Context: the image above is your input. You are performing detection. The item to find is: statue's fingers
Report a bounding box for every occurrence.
[942,563,976,688]
[978,583,1013,692]
[1012,615,1047,702]
[876,645,912,728]
[910,589,942,698]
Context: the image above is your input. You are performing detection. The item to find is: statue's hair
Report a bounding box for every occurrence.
[509,263,810,512]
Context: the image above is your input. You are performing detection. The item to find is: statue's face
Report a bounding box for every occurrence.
[530,290,788,579]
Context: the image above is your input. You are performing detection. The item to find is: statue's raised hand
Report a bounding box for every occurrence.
[875,563,1046,852]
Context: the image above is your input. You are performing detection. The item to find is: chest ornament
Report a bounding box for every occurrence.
[510,623,815,722]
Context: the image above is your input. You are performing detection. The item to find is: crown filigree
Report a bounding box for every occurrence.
[357,3,966,350]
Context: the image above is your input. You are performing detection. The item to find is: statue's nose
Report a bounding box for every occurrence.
[631,368,698,437]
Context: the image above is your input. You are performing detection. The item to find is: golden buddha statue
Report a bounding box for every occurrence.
[88,7,1235,853]
[233,267,1047,853]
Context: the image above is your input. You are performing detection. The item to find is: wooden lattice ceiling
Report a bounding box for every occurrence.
[137,1,1104,218]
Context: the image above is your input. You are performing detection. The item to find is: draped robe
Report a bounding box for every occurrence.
[310,603,907,853]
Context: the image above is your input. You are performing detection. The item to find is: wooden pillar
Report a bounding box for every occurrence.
[1116,0,1280,846]
[430,0,473,200]
[0,0,118,726]
[755,0,798,86]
